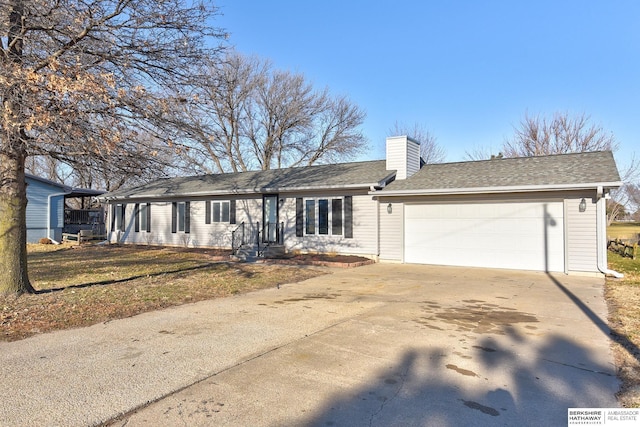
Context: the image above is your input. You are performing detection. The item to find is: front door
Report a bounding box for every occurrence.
[262,195,278,243]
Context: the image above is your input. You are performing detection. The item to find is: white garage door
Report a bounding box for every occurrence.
[404,201,565,272]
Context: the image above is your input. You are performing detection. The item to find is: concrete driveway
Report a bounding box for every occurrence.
[0,264,619,426]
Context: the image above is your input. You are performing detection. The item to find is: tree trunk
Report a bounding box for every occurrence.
[0,142,34,295]
[0,0,34,295]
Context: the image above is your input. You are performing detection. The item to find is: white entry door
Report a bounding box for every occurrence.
[404,201,565,272]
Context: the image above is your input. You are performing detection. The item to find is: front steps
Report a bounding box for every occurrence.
[232,244,285,262]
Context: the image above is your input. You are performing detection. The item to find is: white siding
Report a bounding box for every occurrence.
[378,200,403,261]
[109,193,378,256]
[111,197,264,248]
[386,136,420,180]
[566,196,598,273]
[283,193,379,257]
[406,139,420,178]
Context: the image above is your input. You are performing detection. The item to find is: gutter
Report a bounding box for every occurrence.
[100,182,393,202]
[372,181,624,197]
[595,185,624,278]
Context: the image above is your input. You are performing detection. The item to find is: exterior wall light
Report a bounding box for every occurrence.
[387,203,393,214]
[579,198,587,213]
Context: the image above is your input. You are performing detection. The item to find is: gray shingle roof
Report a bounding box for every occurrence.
[381,151,621,194]
[102,160,395,200]
[26,174,105,197]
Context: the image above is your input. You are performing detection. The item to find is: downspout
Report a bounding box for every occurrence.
[47,190,73,244]
[369,186,381,260]
[595,186,624,278]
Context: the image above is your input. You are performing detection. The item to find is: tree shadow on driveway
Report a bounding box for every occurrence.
[301,274,619,427]
[303,335,617,426]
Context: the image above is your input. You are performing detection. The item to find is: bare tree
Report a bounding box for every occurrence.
[172,52,367,173]
[389,121,446,164]
[503,111,618,157]
[169,54,265,174]
[464,145,501,161]
[608,155,640,225]
[0,0,225,295]
[501,111,640,225]
[27,130,177,192]
[301,95,367,166]
[628,184,640,222]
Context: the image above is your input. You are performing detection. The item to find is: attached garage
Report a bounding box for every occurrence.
[403,200,565,272]
[376,150,623,275]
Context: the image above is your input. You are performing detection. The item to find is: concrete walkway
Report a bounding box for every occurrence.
[0,264,619,426]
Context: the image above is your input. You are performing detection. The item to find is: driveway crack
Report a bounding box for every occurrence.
[368,363,410,427]
[541,358,614,376]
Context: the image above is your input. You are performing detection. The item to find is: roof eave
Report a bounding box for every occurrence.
[372,181,624,197]
[100,182,384,201]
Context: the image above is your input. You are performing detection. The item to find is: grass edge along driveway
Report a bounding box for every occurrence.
[1,244,326,342]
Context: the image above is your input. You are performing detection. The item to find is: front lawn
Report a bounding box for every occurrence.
[0,244,325,342]
[606,251,640,407]
[608,222,640,241]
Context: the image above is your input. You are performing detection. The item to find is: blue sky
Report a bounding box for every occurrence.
[215,1,639,169]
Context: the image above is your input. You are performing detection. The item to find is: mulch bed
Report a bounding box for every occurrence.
[263,253,375,268]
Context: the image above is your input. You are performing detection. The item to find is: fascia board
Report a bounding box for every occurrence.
[370,181,624,197]
[100,183,382,201]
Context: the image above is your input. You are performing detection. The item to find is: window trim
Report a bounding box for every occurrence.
[114,203,126,232]
[211,200,231,223]
[208,200,233,224]
[172,201,190,234]
[305,199,315,235]
[303,197,347,237]
[138,203,150,232]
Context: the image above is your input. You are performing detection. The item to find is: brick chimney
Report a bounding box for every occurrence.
[386,135,420,180]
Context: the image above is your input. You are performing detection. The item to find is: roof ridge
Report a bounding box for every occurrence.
[172,159,388,180]
[429,150,613,167]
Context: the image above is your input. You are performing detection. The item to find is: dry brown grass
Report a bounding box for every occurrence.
[606,249,640,407]
[0,243,325,342]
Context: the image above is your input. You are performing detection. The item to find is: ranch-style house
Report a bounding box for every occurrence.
[99,136,622,275]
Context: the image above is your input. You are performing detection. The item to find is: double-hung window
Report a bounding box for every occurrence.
[113,204,126,232]
[134,203,151,232]
[171,201,190,233]
[140,204,149,231]
[213,201,230,223]
[205,200,236,224]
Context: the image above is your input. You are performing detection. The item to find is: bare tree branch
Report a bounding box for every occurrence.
[0,0,226,294]
[502,111,618,157]
[389,121,446,164]
[169,52,367,173]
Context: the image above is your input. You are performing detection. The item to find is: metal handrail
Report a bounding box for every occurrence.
[263,221,284,244]
[231,222,245,255]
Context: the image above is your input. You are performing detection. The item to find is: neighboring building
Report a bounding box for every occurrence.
[99,136,622,275]
[26,174,105,243]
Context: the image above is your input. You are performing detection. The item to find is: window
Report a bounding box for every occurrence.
[140,204,150,232]
[207,200,235,224]
[212,201,230,223]
[114,204,126,232]
[172,201,190,233]
[305,200,315,234]
[177,202,186,231]
[298,197,350,237]
[318,199,329,235]
[134,203,151,233]
[332,199,343,235]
